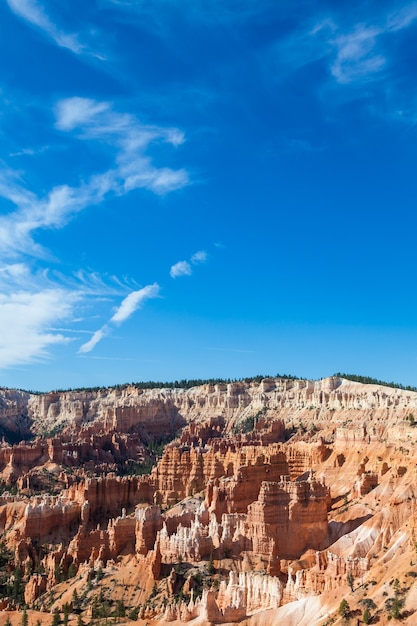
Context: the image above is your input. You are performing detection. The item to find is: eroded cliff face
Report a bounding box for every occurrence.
[4,375,417,440]
[1,376,417,624]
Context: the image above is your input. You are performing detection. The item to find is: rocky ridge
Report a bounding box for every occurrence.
[1,376,417,624]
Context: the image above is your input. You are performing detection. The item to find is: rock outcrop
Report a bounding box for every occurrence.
[1,376,417,625]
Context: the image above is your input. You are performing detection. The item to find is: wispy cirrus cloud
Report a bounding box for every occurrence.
[318,4,417,85]
[9,145,50,158]
[78,327,109,355]
[54,98,110,131]
[78,249,209,354]
[110,284,160,324]
[54,97,188,196]
[272,3,417,90]
[0,97,189,260]
[79,283,160,353]
[386,3,417,31]
[0,95,190,368]
[0,262,157,367]
[329,24,385,84]
[0,288,76,368]
[0,263,30,285]
[6,0,84,55]
[0,263,136,297]
[0,171,113,258]
[54,97,185,146]
[170,250,207,278]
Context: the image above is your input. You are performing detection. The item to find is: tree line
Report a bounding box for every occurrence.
[13,373,300,395]
[334,373,417,393]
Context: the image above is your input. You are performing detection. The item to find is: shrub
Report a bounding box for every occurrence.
[359,598,376,610]
[51,609,60,626]
[338,598,350,619]
[385,594,404,620]
[128,606,140,621]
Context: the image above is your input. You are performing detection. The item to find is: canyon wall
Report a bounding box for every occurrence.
[1,377,417,625]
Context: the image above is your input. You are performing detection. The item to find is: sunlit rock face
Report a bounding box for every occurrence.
[2,376,417,624]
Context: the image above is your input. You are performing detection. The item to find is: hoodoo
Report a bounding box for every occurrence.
[1,376,417,624]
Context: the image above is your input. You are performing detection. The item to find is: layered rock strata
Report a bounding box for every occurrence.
[1,377,417,625]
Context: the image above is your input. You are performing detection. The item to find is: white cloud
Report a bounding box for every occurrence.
[0,98,189,259]
[271,4,417,92]
[78,283,160,353]
[55,97,190,194]
[330,25,385,84]
[54,97,184,147]
[121,162,189,196]
[387,4,417,31]
[110,284,160,323]
[191,250,207,264]
[55,98,110,131]
[0,289,76,368]
[0,95,190,368]
[0,176,112,258]
[165,128,186,147]
[0,257,160,365]
[6,0,84,54]
[145,168,189,195]
[170,261,192,278]
[69,269,141,296]
[0,263,29,283]
[314,5,417,86]
[78,327,108,354]
[170,250,208,278]
[9,145,50,157]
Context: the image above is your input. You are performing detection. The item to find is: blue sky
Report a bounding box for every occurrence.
[1,0,417,391]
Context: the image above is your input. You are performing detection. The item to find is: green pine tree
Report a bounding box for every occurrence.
[52,608,61,626]
[12,566,24,604]
[115,599,126,618]
[68,562,76,578]
[63,602,70,626]
[21,608,29,626]
[338,598,350,619]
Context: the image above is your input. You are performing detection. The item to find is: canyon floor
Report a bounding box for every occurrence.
[1,376,417,625]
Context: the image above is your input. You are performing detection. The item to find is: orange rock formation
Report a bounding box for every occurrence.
[0,376,417,624]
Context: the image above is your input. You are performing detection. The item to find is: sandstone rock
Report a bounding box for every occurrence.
[1,377,417,625]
